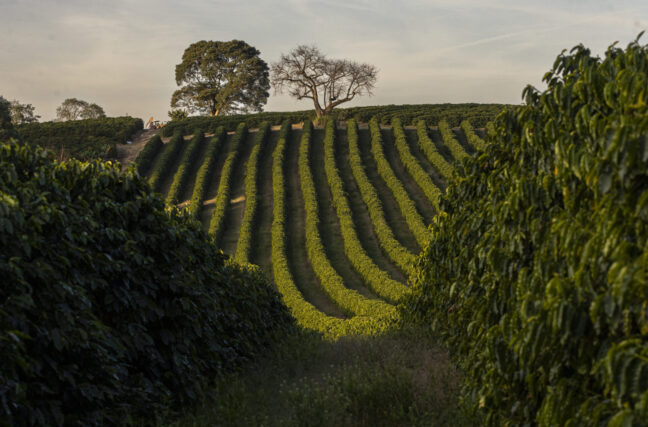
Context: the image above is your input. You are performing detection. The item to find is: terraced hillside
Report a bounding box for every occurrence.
[134,117,485,337]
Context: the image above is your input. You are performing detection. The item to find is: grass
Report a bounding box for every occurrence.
[379,128,437,226]
[356,128,421,254]
[219,130,257,256]
[199,133,233,229]
[284,127,345,317]
[334,127,407,283]
[166,326,475,427]
[250,129,279,273]
[310,127,380,300]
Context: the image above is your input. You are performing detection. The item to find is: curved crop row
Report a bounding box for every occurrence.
[134,134,163,175]
[460,119,487,152]
[234,122,270,264]
[322,120,408,303]
[299,120,394,317]
[270,122,391,338]
[165,131,204,205]
[148,130,184,191]
[347,120,416,275]
[416,120,454,181]
[187,127,225,218]
[438,119,468,162]
[391,118,442,210]
[368,118,428,247]
[208,122,248,242]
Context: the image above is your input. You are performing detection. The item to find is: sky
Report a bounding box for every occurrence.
[1,0,647,122]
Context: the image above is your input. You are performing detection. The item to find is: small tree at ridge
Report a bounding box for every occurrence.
[270,45,378,119]
[10,100,40,125]
[56,98,106,121]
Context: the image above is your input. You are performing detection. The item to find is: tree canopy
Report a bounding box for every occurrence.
[9,100,40,125]
[271,45,378,118]
[171,40,270,117]
[56,98,106,121]
[0,96,18,141]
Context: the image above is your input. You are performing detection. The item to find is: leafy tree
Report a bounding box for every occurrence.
[0,96,18,141]
[171,40,270,116]
[9,100,40,124]
[168,109,188,120]
[271,45,378,118]
[80,102,105,119]
[56,98,106,121]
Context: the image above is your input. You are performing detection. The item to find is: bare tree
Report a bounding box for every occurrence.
[271,45,378,118]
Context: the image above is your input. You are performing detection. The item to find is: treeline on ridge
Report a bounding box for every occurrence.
[162,103,506,136]
[17,116,143,160]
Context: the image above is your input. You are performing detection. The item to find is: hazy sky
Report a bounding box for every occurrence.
[1,0,646,121]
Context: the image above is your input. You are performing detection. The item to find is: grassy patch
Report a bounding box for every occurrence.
[167,327,475,426]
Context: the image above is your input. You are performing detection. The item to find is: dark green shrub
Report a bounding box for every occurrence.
[0,140,293,425]
[17,116,143,160]
[135,134,163,175]
[403,36,648,425]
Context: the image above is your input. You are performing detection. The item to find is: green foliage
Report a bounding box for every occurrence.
[347,119,417,275]
[0,140,293,425]
[391,118,442,209]
[168,109,188,121]
[166,130,204,205]
[172,40,270,116]
[298,120,395,318]
[188,128,225,218]
[416,119,454,181]
[270,123,392,338]
[235,122,270,264]
[368,118,428,248]
[17,116,143,160]
[438,120,468,162]
[134,134,164,175]
[161,103,507,137]
[323,119,408,303]
[148,130,184,191]
[9,99,40,125]
[460,120,487,152]
[208,122,248,242]
[403,35,648,425]
[0,96,18,141]
[56,98,106,121]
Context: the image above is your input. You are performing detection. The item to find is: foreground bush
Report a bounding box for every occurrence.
[404,36,648,424]
[0,140,293,425]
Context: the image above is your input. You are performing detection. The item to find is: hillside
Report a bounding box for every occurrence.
[128,115,484,336]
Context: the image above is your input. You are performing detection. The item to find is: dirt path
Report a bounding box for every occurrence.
[334,128,407,283]
[285,128,345,317]
[116,129,159,169]
[200,134,233,229]
[310,128,380,300]
[380,128,437,226]
[219,130,257,256]
[251,129,280,275]
[357,128,421,254]
[403,128,447,192]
